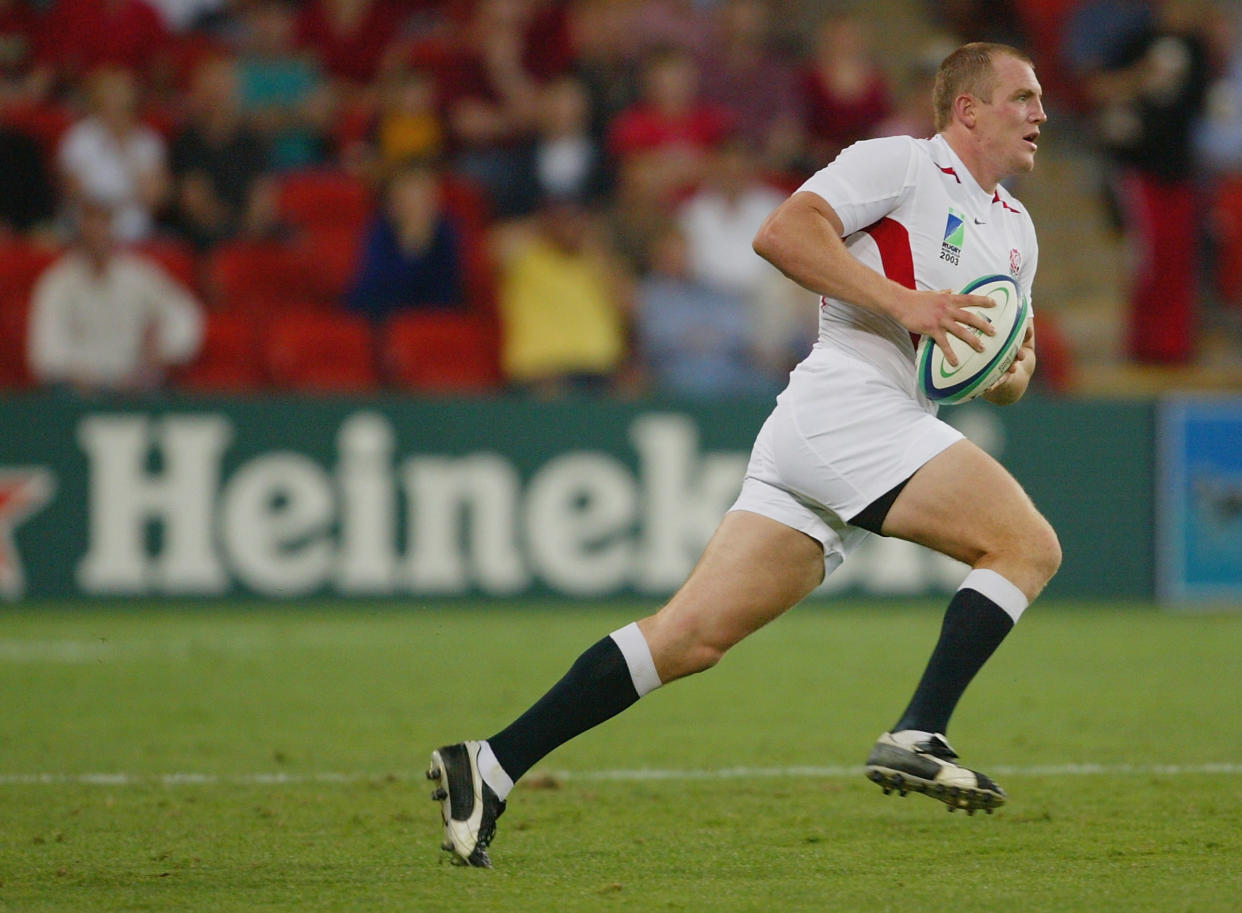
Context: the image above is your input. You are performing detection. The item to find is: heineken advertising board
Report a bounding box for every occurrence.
[0,393,1152,602]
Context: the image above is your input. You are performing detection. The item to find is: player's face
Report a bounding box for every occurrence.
[974,55,1046,179]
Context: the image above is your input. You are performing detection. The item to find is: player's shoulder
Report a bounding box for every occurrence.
[836,134,929,164]
[825,134,934,187]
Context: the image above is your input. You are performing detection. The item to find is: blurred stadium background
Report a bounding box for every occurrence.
[2,3,1242,909]
[0,0,1238,606]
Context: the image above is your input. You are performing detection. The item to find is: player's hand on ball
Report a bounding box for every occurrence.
[897,288,996,366]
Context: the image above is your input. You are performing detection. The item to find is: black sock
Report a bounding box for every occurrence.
[893,587,1015,735]
[487,635,641,783]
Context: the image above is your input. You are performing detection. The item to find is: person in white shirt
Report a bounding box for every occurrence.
[677,136,818,379]
[57,67,170,243]
[28,199,203,393]
[428,43,1059,867]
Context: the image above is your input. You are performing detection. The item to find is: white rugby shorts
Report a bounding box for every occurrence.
[730,349,963,571]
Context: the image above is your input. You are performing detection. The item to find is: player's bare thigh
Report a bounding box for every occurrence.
[881,439,1061,601]
[637,510,826,683]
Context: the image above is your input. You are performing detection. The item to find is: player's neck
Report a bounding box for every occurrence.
[939,130,1000,195]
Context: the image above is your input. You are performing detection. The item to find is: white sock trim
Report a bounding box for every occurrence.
[610,622,663,698]
[476,740,514,802]
[960,568,1029,622]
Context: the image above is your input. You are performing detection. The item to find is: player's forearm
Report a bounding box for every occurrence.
[981,345,1035,405]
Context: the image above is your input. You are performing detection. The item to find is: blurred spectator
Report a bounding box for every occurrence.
[145,0,226,32]
[1194,2,1242,307]
[0,0,53,103]
[236,0,334,171]
[345,160,465,323]
[637,223,777,398]
[295,0,407,88]
[566,0,642,142]
[169,55,275,250]
[57,67,170,243]
[926,0,1025,46]
[528,74,608,204]
[607,45,733,205]
[1062,0,1156,85]
[606,154,673,273]
[502,73,609,219]
[0,115,55,233]
[497,196,629,394]
[796,15,892,167]
[695,0,802,172]
[28,198,203,393]
[675,135,783,297]
[39,0,174,87]
[521,0,575,82]
[627,0,715,59]
[369,66,444,173]
[440,0,543,219]
[1194,3,1242,173]
[873,40,949,140]
[1088,0,1211,363]
[676,136,816,379]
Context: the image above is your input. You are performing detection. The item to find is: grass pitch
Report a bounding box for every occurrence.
[2,600,1240,912]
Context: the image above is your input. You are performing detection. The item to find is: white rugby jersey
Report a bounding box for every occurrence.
[788,133,1039,401]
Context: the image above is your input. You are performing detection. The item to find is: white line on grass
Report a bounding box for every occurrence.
[1,763,1241,788]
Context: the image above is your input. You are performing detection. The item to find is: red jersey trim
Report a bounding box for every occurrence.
[861,217,916,289]
[992,190,1023,214]
[861,216,919,347]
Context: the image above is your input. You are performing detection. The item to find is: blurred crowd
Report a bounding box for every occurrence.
[0,0,1239,398]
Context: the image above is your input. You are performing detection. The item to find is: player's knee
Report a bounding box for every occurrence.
[668,632,730,679]
[651,645,724,683]
[1025,516,1062,590]
[643,615,730,681]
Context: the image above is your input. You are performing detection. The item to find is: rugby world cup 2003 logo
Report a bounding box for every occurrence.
[940,209,964,265]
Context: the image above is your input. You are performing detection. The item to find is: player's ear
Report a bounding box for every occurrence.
[955,93,976,128]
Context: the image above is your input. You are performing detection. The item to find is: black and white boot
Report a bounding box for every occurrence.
[428,741,506,867]
[865,731,1006,814]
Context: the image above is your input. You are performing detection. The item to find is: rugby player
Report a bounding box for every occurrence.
[428,42,1060,867]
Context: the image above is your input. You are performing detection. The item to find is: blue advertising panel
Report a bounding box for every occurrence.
[1158,398,1242,604]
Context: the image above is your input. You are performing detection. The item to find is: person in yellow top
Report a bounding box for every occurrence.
[497,196,630,394]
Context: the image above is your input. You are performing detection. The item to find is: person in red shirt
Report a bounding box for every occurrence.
[436,0,546,219]
[607,45,734,204]
[796,14,893,167]
[294,0,407,88]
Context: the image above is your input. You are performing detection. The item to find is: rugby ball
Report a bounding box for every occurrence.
[916,274,1030,405]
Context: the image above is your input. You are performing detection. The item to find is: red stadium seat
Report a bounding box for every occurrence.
[265,311,379,392]
[298,225,366,303]
[0,241,61,310]
[176,311,266,392]
[278,169,373,233]
[0,297,33,389]
[132,238,199,294]
[205,239,315,314]
[439,174,496,310]
[382,311,500,393]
